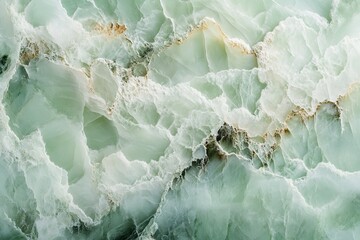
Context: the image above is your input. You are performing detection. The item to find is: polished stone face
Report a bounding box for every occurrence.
[0,0,359,239]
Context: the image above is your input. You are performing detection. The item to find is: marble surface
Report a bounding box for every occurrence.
[1,0,360,239]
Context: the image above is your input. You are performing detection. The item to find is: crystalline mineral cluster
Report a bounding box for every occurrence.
[1,0,360,239]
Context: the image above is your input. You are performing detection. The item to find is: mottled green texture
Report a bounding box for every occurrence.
[0,0,360,239]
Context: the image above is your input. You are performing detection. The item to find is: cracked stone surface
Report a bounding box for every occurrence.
[1,0,360,239]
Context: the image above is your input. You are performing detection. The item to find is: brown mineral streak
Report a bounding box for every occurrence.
[95,23,127,37]
[20,42,41,65]
[173,18,254,55]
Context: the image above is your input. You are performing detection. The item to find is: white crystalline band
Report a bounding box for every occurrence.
[0,0,359,239]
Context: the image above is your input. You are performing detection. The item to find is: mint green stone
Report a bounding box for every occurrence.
[1,0,360,239]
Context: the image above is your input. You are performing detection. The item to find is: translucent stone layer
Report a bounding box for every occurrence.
[1,0,360,239]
